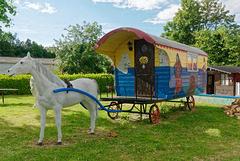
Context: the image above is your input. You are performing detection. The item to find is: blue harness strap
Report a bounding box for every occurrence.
[80,102,88,110]
[53,88,121,113]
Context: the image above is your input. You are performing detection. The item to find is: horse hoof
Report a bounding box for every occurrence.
[36,142,42,146]
[90,132,94,135]
[56,142,62,145]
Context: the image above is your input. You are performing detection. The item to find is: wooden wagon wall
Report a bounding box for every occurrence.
[207,70,235,96]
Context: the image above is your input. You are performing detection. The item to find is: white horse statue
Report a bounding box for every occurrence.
[7,53,98,145]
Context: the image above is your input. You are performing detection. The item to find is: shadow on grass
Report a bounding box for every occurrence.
[0,102,33,107]
[25,107,127,145]
[0,117,14,127]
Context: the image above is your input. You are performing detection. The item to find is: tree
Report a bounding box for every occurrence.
[195,26,240,66]
[0,39,14,56]
[0,32,15,56]
[0,32,55,58]
[200,0,236,30]
[162,0,202,45]
[0,0,16,39]
[161,0,238,45]
[52,21,112,74]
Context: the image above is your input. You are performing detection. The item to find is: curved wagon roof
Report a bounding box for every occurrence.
[94,27,208,57]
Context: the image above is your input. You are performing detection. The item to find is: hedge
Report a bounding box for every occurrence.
[0,74,114,95]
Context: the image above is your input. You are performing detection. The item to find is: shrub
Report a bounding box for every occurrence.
[0,74,114,95]
[0,74,31,95]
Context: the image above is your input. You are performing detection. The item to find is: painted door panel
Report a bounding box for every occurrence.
[134,39,155,97]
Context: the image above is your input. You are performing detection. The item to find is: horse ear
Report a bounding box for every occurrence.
[27,52,32,59]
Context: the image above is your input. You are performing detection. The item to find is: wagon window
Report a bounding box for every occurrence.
[221,74,230,85]
[188,54,192,70]
[187,53,198,71]
[193,55,198,70]
[221,74,225,85]
[159,49,169,66]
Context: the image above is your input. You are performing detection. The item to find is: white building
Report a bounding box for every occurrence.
[0,56,58,74]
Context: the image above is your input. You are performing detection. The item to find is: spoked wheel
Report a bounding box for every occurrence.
[149,105,159,124]
[187,96,195,110]
[108,102,120,119]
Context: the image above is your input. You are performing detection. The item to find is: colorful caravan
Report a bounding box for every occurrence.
[94,27,208,100]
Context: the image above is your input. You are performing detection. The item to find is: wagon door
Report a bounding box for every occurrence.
[134,39,155,97]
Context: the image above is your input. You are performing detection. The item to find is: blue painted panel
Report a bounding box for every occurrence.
[115,66,207,100]
[115,68,135,96]
[155,66,170,99]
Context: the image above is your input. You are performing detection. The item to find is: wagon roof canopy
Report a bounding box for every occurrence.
[94,27,208,57]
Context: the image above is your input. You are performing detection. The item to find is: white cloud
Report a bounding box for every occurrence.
[22,1,57,14]
[93,0,180,24]
[25,1,42,10]
[144,0,240,24]
[40,3,57,14]
[220,0,240,21]
[93,0,167,10]
[145,4,181,24]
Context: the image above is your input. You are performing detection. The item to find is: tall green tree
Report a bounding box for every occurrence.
[52,21,112,74]
[200,0,236,30]
[162,0,202,45]
[195,26,240,66]
[161,0,237,45]
[0,32,55,58]
[0,0,16,39]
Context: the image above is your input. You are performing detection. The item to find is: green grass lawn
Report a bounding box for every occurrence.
[1,95,240,160]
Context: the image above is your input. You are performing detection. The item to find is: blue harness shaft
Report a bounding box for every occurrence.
[53,88,121,113]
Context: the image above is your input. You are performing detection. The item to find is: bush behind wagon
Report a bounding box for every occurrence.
[0,74,113,95]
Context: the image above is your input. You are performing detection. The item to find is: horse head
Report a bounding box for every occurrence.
[8,52,34,77]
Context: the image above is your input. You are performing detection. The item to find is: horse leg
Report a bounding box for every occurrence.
[30,77,38,108]
[53,108,62,145]
[83,101,97,135]
[37,106,47,145]
[33,92,39,108]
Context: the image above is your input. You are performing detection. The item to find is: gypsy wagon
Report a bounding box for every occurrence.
[93,27,208,123]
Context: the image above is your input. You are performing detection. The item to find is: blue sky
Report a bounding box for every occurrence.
[4,0,240,47]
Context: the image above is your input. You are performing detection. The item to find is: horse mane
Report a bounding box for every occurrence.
[33,59,65,87]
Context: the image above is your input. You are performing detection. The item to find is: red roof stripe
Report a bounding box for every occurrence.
[93,27,155,50]
[155,44,187,53]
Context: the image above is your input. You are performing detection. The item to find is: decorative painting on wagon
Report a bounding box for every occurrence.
[94,27,208,100]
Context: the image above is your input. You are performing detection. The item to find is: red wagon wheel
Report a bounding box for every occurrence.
[149,104,159,124]
[108,102,119,119]
[187,96,195,110]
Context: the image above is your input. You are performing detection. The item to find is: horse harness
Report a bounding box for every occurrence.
[63,79,73,93]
